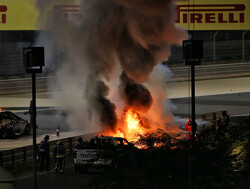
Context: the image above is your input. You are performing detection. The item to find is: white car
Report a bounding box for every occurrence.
[0,110,31,139]
[73,136,135,172]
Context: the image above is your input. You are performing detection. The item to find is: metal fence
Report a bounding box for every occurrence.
[0,30,250,78]
[168,30,250,67]
[0,137,76,169]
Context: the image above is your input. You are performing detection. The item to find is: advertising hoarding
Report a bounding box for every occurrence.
[175,0,250,30]
[0,0,249,30]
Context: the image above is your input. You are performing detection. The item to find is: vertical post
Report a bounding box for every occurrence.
[191,64,196,141]
[32,73,37,189]
[213,31,219,63]
[69,138,72,155]
[23,147,27,165]
[11,150,15,167]
[0,152,2,167]
[23,47,44,189]
[242,31,248,61]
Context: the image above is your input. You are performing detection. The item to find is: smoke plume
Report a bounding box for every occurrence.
[35,0,187,133]
[119,71,153,113]
[86,76,117,132]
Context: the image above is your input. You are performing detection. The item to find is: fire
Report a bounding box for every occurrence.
[122,108,146,141]
[101,108,184,149]
[113,129,125,138]
[125,109,143,133]
[104,108,147,141]
[102,107,183,146]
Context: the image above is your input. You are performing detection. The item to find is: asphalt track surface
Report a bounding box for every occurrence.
[171,91,250,116]
[15,159,106,189]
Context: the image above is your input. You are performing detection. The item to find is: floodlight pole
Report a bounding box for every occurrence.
[183,40,203,142]
[191,64,196,141]
[23,47,44,189]
[32,73,37,189]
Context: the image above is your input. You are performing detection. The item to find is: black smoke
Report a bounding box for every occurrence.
[119,72,153,113]
[86,77,117,131]
[35,0,187,131]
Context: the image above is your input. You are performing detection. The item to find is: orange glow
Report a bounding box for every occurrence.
[100,107,182,148]
[124,108,145,141]
[113,129,125,138]
[101,108,147,142]
[126,109,142,132]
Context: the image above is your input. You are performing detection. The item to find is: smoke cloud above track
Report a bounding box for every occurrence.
[36,0,187,133]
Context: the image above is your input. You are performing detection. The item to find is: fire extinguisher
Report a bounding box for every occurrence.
[56,126,60,136]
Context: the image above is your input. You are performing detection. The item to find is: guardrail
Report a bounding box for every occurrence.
[1,62,250,95]
[0,76,56,95]
[196,111,225,121]
[169,62,250,82]
[0,135,86,169]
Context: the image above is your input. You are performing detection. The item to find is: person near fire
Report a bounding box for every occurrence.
[75,137,86,149]
[39,135,50,171]
[25,100,38,128]
[185,119,198,140]
[54,140,66,173]
[217,110,230,133]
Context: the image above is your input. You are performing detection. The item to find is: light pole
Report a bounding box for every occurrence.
[23,47,45,189]
[183,40,203,141]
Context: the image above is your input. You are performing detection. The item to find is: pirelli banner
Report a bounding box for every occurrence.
[0,0,39,30]
[0,0,249,30]
[175,0,250,30]
[0,0,79,30]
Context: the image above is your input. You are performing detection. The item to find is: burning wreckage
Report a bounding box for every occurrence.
[73,135,136,172]
[73,129,183,172]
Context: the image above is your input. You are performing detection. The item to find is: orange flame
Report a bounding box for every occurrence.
[99,107,184,149]
[113,129,125,138]
[126,109,142,132]
[103,108,147,141]
[101,107,183,143]
[123,108,146,141]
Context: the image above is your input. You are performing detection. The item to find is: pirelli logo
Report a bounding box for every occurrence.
[176,4,245,24]
[54,5,80,19]
[0,5,7,24]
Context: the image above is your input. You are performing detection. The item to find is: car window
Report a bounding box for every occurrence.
[115,139,122,145]
[102,139,114,149]
[7,112,19,120]
[1,113,10,119]
[89,138,101,149]
[114,138,129,146]
[122,139,129,146]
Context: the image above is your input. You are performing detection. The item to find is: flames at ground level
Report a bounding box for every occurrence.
[100,108,182,145]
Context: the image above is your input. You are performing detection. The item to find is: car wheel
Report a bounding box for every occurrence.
[2,132,7,139]
[6,127,17,139]
[24,123,31,135]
